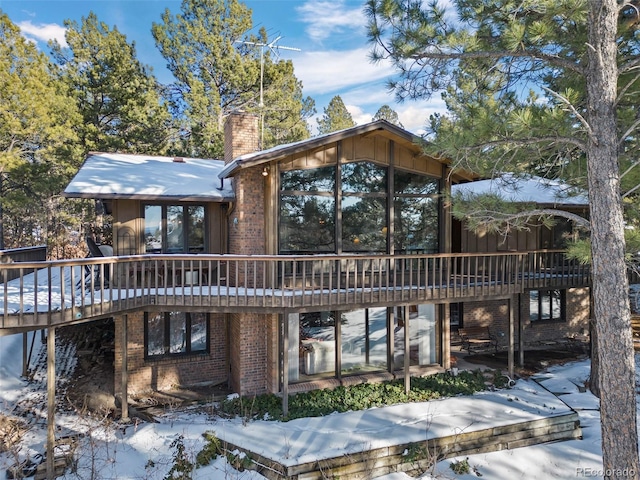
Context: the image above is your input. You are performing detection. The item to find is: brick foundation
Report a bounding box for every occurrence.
[114,312,228,396]
[460,288,591,349]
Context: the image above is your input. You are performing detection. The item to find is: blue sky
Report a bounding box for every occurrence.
[0,0,446,134]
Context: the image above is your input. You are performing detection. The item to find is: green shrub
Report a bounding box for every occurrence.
[219,369,498,422]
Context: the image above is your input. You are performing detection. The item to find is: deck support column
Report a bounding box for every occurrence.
[404,306,410,394]
[121,315,129,422]
[518,294,524,368]
[22,332,28,377]
[282,311,289,417]
[46,327,56,480]
[441,304,451,370]
[508,296,515,379]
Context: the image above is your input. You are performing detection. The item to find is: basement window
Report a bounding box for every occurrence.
[529,290,566,322]
[144,312,209,358]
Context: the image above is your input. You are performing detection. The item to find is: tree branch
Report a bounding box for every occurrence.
[541,86,597,144]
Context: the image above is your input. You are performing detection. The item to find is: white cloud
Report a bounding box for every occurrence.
[295,46,394,95]
[17,20,67,47]
[296,0,366,42]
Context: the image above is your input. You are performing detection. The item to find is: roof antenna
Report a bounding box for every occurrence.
[236,35,301,149]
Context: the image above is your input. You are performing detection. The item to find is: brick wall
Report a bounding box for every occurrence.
[461,288,591,348]
[114,312,228,396]
[228,312,272,395]
[223,113,278,396]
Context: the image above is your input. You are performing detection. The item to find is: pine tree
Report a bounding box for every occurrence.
[152,0,313,158]
[317,96,356,134]
[0,11,80,251]
[51,12,171,155]
[367,0,639,475]
[372,105,403,128]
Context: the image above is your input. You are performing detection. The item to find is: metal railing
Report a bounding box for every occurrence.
[0,250,590,332]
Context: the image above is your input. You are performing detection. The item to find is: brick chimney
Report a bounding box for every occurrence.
[224,112,259,164]
[223,112,271,398]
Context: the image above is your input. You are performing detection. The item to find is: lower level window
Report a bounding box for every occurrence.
[145,312,209,358]
[530,290,565,322]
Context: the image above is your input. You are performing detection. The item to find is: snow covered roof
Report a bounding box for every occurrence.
[452,173,588,207]
[64,152,234,202]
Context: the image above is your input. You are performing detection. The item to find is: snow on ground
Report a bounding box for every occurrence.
[0,333,634,479]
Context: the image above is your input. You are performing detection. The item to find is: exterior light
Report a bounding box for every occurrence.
[262,166,269,177]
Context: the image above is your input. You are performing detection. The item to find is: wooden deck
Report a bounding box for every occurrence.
[0,250,591,333]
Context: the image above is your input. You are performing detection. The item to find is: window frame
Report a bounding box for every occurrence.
[278,162,441,255]
[144,311,210,359]
[529,289,566,323]
[142,203,207,254]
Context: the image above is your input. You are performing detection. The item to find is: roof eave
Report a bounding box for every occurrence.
[218,120,425,179]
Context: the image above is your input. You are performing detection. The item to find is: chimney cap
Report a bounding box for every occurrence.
[173,157,185,163]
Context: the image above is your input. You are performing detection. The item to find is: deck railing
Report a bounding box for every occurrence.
[0,250,590,331]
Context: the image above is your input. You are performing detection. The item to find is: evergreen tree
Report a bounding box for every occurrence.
[317,95,356,134]
[51,12,171,154]
[372,104,403,128]
[367,0,639,474]
[0,11,80,252]
[152,0,313,157]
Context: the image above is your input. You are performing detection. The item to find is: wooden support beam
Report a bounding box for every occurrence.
[404,305,410,395]
[518,294,525,368]
[441,304,451,370]
[121,315,129,422]
[46,327,55,480]
[22,332,28,378]
[508,296,515,379]
[282,311,289,417]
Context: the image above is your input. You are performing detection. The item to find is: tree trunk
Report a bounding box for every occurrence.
[586,1,639,477]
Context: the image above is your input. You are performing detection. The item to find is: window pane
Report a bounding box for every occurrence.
[341,307,387,375]
[190,313,208,352]
[530,291,540,321]
[144,205,163,253]
[394,196,439,253]
[280,195,335,253]
[147,313,165,356]
[281,166,335,192]
[166,206,184,253]
[550,290,562,320]
[341,162,387,193]
[342,197,387,252]
[188,206,205,253]
[300,312,336,376]
[169,312,187,354]
[394,171,439,195]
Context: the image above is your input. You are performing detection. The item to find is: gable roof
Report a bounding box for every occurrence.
[452,173,589,207]
[218,119,457,179]
[63,152,234,202]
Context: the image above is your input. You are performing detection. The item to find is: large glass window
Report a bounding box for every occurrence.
[279,163,440,254]
[530,290,565,322]
[280,166,336,253]
[288,305,436,383]
[393,305,437,368]
[394,171,440,254]
[340,307,388,374]
[145,312,209,358]
[143,204,206,253]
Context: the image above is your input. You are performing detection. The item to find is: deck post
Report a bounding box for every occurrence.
[404,306,410,394]
[121,315,130,422]
[282,311,289,417]
[22,332,28,377]
[518,294,525,368]
[46,327,55,480]
[441,304,451,370]
[508,296,515,379]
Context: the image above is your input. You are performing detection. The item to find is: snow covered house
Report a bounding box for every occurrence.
[1,113,591,408]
